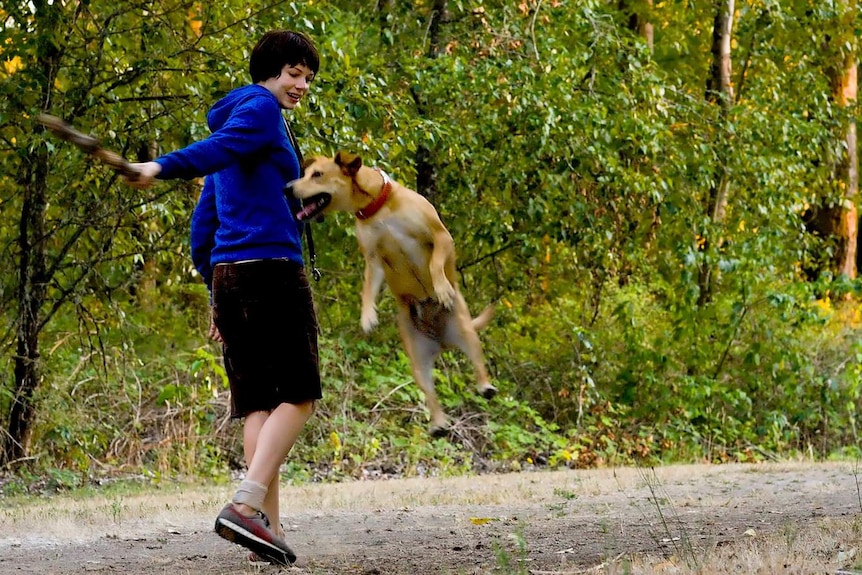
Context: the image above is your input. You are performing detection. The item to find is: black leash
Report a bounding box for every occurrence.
[305,216,321,282]
[284,117,321,282]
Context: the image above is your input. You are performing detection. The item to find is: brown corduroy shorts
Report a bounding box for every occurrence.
[212,259,321,418]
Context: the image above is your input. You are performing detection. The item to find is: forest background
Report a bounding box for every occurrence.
[2,0,862,491]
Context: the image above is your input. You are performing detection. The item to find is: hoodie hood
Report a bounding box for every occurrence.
[207,84,274,132]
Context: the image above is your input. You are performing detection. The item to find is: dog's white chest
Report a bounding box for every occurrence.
[359,216,420,247]
[357,217,429,271]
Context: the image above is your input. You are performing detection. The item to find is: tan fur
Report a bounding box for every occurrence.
[289,151,496,436]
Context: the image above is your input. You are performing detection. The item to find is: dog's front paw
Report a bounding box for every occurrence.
[361,310,378,333]
[434,283,456,309]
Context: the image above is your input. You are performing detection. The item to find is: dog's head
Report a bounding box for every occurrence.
[288,151,364,222]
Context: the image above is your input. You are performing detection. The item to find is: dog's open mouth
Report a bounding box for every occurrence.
[295,193,331,222]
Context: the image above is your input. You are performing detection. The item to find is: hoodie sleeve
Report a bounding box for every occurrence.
[157,94,282,180]
[190,177,218,294]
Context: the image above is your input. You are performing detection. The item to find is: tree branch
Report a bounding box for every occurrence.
[458,242,515,271]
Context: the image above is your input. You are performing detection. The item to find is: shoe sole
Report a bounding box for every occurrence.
[215,517,296,565]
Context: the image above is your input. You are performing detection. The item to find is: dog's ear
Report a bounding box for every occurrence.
[334,150,363,176]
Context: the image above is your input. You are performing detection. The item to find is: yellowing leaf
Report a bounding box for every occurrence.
[4,55,22,75]
[470,517,494,525]
[188,3,203,37]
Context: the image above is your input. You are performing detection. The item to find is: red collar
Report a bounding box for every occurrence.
[355,169,392,220]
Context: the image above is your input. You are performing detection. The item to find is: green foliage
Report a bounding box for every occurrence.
[2,0,862,485]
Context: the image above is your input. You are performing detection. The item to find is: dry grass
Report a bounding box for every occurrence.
[601,516,862,575]
[0,463,734,541]
[1,461,860,574]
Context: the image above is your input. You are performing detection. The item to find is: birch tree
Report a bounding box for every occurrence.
[698,0,735,306]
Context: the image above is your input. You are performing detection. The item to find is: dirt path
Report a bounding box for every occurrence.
[1,461,860,574]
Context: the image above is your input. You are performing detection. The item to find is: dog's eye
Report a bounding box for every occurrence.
[311,170,322,178]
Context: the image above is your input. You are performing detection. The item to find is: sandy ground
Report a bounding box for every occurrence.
[0,461,860,574]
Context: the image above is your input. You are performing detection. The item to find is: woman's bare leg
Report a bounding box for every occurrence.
[233,401,315,525]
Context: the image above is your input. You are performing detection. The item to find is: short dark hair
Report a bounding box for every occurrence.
[249,30,320,83]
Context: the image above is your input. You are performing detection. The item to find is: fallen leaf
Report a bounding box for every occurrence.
[836,547,857,563]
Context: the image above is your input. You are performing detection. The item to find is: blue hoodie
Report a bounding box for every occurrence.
[157,84,304,291]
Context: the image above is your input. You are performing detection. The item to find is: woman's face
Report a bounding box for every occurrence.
[261,63,315,109]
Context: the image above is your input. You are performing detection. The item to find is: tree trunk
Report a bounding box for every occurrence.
[616,0,655,287]
[697,0,735,307]
[815,0,858,280]
[7,156,50,466]
[428,0,448,57]
[833,57,858,279]
[619,0,653,51]
[3,3,63,467]
[413,0,448,200]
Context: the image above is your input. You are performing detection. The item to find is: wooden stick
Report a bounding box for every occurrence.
[37,114,140,181]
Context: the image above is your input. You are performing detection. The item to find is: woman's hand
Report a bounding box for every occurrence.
[208,318,223,343]
[123,161,162,189]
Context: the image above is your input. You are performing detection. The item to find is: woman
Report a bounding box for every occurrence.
[124,30,321,566]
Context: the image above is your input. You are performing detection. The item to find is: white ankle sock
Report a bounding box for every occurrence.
[232,479,267,511]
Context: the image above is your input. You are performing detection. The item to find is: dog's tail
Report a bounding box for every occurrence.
[472,305,495,331]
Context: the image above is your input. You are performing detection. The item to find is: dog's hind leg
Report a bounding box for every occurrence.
[445,295,497,400]
[397,307,448,436]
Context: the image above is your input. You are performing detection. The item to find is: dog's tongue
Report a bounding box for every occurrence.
[295,195,329,222]
[295,203,317,221]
